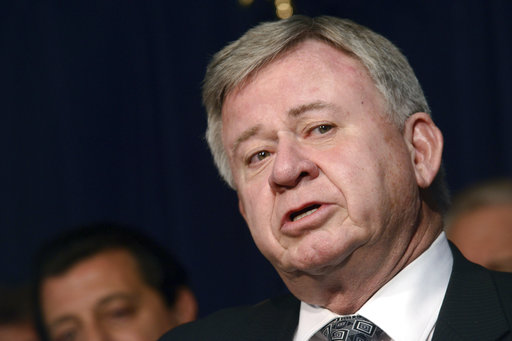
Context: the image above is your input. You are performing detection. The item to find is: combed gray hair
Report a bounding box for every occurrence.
[202,15,450,212]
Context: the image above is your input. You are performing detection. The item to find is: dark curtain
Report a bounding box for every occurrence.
[1,0,510,316]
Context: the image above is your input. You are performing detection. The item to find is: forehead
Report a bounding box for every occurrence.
[227,39,367,99]
[455,204,512,234]
[41,249,146,311]
[223,39,375,118]
[44,248,144,289]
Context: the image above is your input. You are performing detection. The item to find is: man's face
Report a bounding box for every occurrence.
[41,249,178,341]
[448,203,512,272]
[222,40,421,279]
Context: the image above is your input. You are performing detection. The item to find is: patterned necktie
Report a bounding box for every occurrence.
[320,315,392,341]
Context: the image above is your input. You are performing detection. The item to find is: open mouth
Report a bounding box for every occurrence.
[289,204,321,222]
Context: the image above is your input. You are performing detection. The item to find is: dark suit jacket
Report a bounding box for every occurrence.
[160,245,512,340]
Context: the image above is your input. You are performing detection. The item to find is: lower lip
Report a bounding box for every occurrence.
[280,204,332,237]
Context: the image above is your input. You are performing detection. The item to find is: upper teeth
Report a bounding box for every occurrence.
[292,207,318,221]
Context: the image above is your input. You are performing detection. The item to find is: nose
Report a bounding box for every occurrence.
[268,136,319,192]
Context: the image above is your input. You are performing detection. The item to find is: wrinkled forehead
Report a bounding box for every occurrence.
[222,39,369,118]
[226,38,361,102]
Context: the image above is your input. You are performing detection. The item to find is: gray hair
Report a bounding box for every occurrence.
[203,15,450,212]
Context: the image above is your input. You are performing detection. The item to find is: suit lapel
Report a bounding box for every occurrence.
[433,243,510,340]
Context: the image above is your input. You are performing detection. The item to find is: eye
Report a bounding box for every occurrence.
[248,150,271,165]
[53,330,77,341]
[108,307,134,319]
[103,303,137,322]
[314,124,333,134]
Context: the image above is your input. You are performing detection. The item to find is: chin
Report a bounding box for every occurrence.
[278,245,348,277]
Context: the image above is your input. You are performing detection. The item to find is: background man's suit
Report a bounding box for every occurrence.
[160,245,512,340]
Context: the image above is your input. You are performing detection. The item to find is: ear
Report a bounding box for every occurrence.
[170,286,198,325]
[403,112,443,188]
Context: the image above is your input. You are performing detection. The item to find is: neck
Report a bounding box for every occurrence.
[279,203,443,315]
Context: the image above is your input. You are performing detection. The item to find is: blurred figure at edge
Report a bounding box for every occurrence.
[446,178,512,272]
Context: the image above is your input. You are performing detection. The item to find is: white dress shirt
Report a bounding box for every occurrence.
[293,232,453,341]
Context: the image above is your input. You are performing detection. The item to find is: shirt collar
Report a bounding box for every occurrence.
[294,232,453,341]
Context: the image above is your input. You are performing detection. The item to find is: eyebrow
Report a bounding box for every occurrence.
[231,101,335,156]
[288,101,333,117]
[96,292,137,309]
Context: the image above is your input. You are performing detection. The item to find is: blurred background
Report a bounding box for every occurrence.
[1,0,511,317]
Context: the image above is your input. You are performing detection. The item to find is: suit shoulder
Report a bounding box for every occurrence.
[491,269,512,289]
[159,294,299,341]
[490,270,512,315]
[158,305,252,341]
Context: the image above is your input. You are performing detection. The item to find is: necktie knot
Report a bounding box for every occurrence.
[320,315,391,341]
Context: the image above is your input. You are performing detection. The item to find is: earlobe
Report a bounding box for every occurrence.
[404,113,444,188]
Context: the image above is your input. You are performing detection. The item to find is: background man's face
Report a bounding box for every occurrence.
[448,203,512,272]
[222,40,420,280]
[41,249,178,341]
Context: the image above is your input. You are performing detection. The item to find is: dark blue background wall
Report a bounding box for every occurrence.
[1,0,511,316]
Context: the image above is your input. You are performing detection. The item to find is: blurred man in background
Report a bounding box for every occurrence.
[33,223,197,341]
[446,178,512,272]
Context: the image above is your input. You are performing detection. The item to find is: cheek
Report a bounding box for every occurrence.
[243,198,273,247]
[239,182,273,226]
[239,188,285,260]
[320,146,376,195]
[321,143,403,221]
[239,194,264,235]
